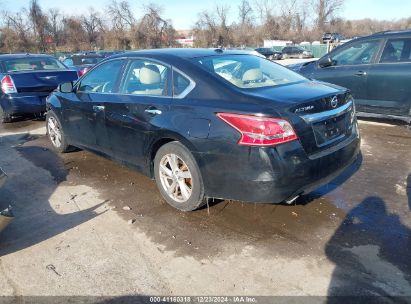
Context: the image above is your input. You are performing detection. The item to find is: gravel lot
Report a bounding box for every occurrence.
[0,116,410,299]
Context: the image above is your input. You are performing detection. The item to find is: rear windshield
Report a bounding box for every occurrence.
[4,57,66,72]
[194,54,307,89]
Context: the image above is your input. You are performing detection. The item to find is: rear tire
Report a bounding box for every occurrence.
[154,141,206,211]
[0,106,12,123]
[46,111,72,153]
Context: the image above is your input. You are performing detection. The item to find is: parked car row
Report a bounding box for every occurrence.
[254,46,314,60]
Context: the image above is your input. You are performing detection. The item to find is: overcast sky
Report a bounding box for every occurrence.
[3,0,411,29]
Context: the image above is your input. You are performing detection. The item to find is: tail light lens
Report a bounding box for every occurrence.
[217,113,298,146]
[78,67,90,77]
[1,75,17,94]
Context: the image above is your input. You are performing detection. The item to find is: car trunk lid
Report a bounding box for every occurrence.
[9,70,78,93]
[242,81,357,155]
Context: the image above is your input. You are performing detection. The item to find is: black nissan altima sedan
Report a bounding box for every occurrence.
[46,48,360,211]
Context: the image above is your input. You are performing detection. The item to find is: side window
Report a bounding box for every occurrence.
[121,59,169,96]
[78,60,124,93]
[332,40,380,66]
[380,38,411,63]
[173,71,191,96]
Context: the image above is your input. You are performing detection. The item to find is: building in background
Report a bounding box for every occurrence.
[176,30,194,47]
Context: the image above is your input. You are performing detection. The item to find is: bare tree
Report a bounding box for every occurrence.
[2,10,32,52]
[253,0,272,24]
[29,0,49,52]
[313,0,344,32]
[193,10,218,47]
[215,5,232,47]
[62,17,86,51]
[136,4,167,48]
[106,0,135,49]
[238,0,253,26]
[48,9,63,50]
[234,0,255,46]
[81,9,103,48]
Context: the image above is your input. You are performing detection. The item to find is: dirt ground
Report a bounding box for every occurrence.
[0,117,410,300]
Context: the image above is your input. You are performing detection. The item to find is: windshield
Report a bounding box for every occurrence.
[4,57,66,72]
[194,55,307,89]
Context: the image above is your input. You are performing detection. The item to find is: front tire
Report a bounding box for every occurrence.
[154,141,206,211]
[46,111,71,153]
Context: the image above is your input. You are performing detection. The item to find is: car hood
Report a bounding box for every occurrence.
[286,60,317,72]
[242,80,347,107]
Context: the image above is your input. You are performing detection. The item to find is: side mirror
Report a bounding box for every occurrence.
[318,56,333,68]
[59,81,74,93]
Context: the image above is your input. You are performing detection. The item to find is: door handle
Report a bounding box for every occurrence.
[93,105,105,112]
[354,71,367,76]
[144,108,162,115]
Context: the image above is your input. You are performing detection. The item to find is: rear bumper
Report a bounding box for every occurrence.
[0,93,48,116]
[196,125,361,204]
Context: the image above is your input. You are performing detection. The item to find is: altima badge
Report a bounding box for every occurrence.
[295,105,314,113]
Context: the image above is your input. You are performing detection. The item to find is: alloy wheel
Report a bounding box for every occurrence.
[159,153,193,203]
[48,117,62,148]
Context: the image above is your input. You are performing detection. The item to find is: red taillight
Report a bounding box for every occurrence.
[217,113,298,146]
[78,67,90,77]
[1,75,17,94]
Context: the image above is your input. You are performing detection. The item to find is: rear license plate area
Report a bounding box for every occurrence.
[312,113,351,147]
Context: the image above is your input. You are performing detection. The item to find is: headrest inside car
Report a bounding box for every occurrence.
[242,68,263,82]
[140,65,161,85]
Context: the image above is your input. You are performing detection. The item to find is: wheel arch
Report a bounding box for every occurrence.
[148,132,201,179]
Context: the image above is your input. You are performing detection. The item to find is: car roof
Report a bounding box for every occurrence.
[109,48,254,60]
[0,53,55,60]
[368,29,411,38]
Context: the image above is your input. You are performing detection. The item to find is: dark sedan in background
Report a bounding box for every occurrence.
[255,47,283,60]
[0,54,78,122]
[282,46,314,59]
[289,30,411,123]
[46,48,360,211]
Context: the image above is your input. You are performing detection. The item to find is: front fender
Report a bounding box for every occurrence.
[46,92,62,113]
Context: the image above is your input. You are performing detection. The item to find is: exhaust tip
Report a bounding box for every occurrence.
[285,195,300,205]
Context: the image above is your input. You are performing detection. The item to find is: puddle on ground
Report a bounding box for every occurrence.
[8,121,411,262]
